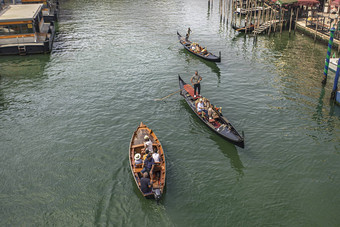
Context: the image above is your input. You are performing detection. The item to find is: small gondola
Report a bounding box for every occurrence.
[177,31,221,62]
[129,122,166,201]
[178,75,245,148]
[232,24,255,33]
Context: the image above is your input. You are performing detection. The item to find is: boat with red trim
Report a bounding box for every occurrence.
[179,75,244,148]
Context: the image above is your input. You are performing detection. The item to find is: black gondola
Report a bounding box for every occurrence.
[178,75,245,148]
[232,24,255,33]
[177,31,221,62]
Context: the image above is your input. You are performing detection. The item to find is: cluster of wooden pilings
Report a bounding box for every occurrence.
[209,0,301,37]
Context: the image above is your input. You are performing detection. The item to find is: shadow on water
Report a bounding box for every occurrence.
[0,55,50,111]
[0,55,50,77]
[313,85,340,131]
[180,100,244,176]
[179,49,221,84]
[209,134,244,177]
[313,86,326,123]
[207,1,210,20]
[0,78,5,111]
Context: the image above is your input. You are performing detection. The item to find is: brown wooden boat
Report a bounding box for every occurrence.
[129,122,166,201]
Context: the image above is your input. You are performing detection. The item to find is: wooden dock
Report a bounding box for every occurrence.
[253,20,280,35]
[235,6,263,15]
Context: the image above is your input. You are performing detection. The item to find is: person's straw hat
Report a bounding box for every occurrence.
[144,135,149,140]
[134,153,141,160]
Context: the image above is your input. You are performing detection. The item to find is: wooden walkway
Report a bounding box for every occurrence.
[236,7,263,15]
[295,20,340,49]
[253,20,280,35]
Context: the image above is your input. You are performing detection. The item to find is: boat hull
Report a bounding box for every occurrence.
[177,32,221,62]
[178,75,244,148]
[129,123,166,200]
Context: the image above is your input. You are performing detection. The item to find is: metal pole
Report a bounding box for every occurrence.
[323,27,336,84]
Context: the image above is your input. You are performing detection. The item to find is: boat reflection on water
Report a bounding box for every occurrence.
[0,55,50,78]
[179,49,221,84]
[180,100,244,177]
[209,134,244,177]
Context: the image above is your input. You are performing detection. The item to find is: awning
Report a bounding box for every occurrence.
[271,0,319,6]
[297,0,319,5]
[271,0,297,6]
[331,0,340,6]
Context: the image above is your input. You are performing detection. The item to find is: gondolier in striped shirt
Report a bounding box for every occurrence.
[191,71,202,98]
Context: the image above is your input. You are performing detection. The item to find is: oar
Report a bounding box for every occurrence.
[236,27,246,31]
[154,89,182,101]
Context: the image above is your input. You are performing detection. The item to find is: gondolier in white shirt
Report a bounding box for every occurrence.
[191,71,202,98]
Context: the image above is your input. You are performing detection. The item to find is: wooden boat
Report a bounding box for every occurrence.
[129,122,166,201]
[177,31,221,62]
[178,75,245,148]
[232,24,255,32]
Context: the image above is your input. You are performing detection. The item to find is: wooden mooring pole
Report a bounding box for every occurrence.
[289,7,293,36]
[294,7,299,34]
[314,15,319,42]
[268,6,273,36]
[280,7,284,34]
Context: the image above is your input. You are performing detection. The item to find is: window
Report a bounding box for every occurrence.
[0,25,10,35]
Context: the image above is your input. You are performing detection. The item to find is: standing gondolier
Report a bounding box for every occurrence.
[191,71,202,98]
[185,27,192,41]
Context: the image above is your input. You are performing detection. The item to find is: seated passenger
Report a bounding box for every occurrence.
[134,153,143,165]
[201,47,208,55]
[196,45,201,53]
[152,149,160,163]
[140,172,152,194]
[197,98,209,117]
[142,149,150,160]
[141,154,155,175]
[203,98,213,119]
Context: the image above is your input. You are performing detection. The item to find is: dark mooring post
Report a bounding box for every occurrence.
[280,7,284,34]
[322,27,336,85]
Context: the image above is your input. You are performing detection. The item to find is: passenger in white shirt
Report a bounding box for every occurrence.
[197,99,208,117]
[143,135,153,153]
[152,150,160,163]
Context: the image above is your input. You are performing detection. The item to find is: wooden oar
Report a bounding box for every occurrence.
[154,89,182,101]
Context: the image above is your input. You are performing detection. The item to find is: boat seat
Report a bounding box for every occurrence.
[134,167,143,173]
[131,144,144,149]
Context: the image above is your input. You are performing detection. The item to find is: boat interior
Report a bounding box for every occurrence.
[183,83,230,130]
[130,131,165,194]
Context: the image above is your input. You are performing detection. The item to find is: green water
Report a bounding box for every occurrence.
[0,0,339,226]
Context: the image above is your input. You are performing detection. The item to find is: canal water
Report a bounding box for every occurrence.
[1,0,339,226]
